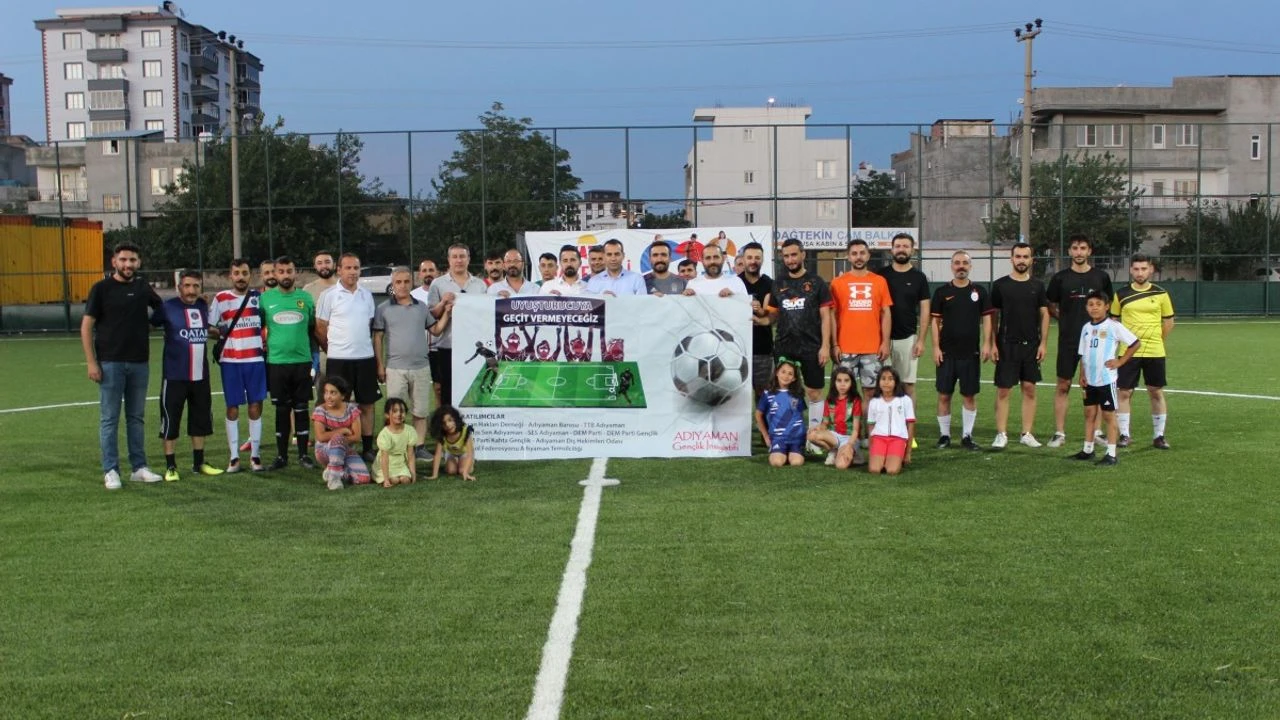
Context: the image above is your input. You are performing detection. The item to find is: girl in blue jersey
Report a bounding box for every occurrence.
[755,358,807,467]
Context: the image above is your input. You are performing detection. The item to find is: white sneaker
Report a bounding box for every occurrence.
[824,453,836,466]
[1094,429,1107,444]
[130,467,163,483]
[1019,432,1042,448]
[324,468,344,491]
[991,432,1008,449]
[1047,432,1066,448]
[104,470,122,490]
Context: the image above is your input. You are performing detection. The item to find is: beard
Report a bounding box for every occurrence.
[507,266,522,278]
[315,267,334,279]
[1013,262,1030,274]
[893,252,910,264]
[563,265,578,278]
[233,280,249,292]
[277,277,292,290]
[852,260,867,270]
[652,261,668,274]
[704,264,722,278]
[264,278,278,288]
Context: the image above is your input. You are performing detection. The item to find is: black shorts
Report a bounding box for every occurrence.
[158,378,213,440]
[936,352,982,398]
[268,362,314,407]
[1055,341,1082,381]
[437,348,455,405]
[325,357,382,405]
[994,341,1042,389]
[1083,384,1117,411]
[428,350,443,385]
[775,348,825,391]
[1117,357,1167,389]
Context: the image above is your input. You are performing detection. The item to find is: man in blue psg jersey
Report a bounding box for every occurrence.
[152,270,224,482]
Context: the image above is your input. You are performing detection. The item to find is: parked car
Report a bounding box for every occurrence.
[358,265,396,295]
[1254,266,1280,282]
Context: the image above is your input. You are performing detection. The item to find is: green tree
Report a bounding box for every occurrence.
[990,151,1140,257]
[850,170,914,227]
[139,117,384,269]
[1161,199,1280,280]
[422,103,581,259]
[638,209,691,229]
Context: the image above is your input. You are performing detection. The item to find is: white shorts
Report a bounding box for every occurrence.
[385,366,433,418]
[888,336,919,384]
[834,433,852,450]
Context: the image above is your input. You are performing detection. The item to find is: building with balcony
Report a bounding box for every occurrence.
[685,105,849,230]
[35,2,264,142]
[890,119,1009,245]
[573,190,644,232]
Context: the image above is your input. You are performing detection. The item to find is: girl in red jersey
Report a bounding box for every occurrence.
[807,367,863,469]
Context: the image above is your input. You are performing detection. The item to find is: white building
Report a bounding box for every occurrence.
[574,189,644,232]
[684,105,849,229]
[35,2,263,142]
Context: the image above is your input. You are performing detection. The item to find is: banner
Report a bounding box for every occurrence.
[525,225,774,276]
[451,294,754,459]
[774,227,920,251]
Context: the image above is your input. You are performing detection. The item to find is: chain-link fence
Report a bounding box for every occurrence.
[3,119,1278,331]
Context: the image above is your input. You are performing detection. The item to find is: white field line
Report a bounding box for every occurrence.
[526,457,618,720]
[0,391,226,414]
[914,378,1279,403]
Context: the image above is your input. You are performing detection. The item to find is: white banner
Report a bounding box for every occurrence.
[451,294,753,460]
[774,227,920,251]
[525,225,774,276]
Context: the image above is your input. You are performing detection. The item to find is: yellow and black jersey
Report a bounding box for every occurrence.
[1110,283,1174,358]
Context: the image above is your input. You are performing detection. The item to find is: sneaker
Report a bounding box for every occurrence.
[936,435,951,449]
[1117,434,1131,448]
[1019,432,1042,448]
[961,436,980,451]
[239,439,252,453]
[323,468,344,491]
[250,457,265,472]
[226,458,242,474]
[1047,432,1067,448]
[130,467,163,483]
[268,456,288,471]
[806,442,822,456]
[991,432,1008,450]
[163,467,180,483]
[195,463,225,476]
[414,445,432,462]
[1096,454,1118,466]
[1069,450,1095,461]
[1152,436,1171,450]
[823,453,836,466]
[298,455,318,470]
[104,469,122,490]
[1094,429,1107,444]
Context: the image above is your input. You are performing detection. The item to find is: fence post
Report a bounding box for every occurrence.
[771,124,779,232]
[480,129,487,257]
[336,129,345,255]
[1267,122,1273,317]
[265,130,274,259]
[55,141,72,332]
[1195,125,1203,317]
[407,131,414,263]
[691,125,699,226]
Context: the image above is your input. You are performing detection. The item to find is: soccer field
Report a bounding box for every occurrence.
[460,361,647,408]
[1,322,1278,718]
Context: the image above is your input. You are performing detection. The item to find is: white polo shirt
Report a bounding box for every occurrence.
[540,277,589,296]
[686,273,748,297]
[487,278,540,297]
[316,283,376,360]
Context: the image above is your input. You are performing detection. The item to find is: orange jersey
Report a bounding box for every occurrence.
[831,271,893,354]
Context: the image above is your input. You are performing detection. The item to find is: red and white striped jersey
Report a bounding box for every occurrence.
[207,289,266,363]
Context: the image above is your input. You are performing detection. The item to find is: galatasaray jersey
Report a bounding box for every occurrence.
[1078,318,1139,387]
[155,297,211,381]
[1110,283,1174,358]
[207,289,265,363]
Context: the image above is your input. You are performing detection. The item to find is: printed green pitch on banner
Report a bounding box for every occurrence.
[461,362,647,408]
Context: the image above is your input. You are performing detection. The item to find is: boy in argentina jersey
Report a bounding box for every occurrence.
[152,271,223,480]
[1072,291,1140,466]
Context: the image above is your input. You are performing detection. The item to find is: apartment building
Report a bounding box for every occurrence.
[35,2,263,142]
[685,105,849,229]
[574,189,644,231]
[890,119,1008,244]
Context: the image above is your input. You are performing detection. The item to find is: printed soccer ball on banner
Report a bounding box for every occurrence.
[670,329,750,406]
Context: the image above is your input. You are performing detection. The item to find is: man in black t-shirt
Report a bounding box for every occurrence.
[988,242,1049,450]
[1045,233,1114,447]
[766,238,833,448]
[875,232,930,406]
[739,242,775,395]
[929,251,994,451]
[81,243,165,490]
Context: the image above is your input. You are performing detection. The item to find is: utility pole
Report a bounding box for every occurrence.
[1015,18,1042,245]
[220,31,243,259]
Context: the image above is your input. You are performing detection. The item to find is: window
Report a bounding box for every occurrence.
[1151,180,1165,197]
[816,160,837,179]
[103,139,120,155]
[99,64,125,79]
[1173,180,1199,200]
[145,119,164,133]
[95,33,122,49]
[181,92,190,109]
[63,32,82,50]
[180,63,189,81]
[1076,124,1097,147]
[91,120,126,135]
[103,194,122,212]
[142,30,161,48]
[65,92,85,109]
[1151,124,1165,148]
[1104,124,1124,147]
[142,60,162,78]
[144,90,163,107]
[744,211,755,224]
[743,127,754,142]
[744,171,755,184]
[181,121,190,137]
[179,33,189,52]
[1251,134,1262,161]
[64,62,83,80]
[89,90,125,110]
[151,167,171,195]
[1176,124,1197,147]
[67,122,86,140]
[817,201,838,219]
[172,167,186,190]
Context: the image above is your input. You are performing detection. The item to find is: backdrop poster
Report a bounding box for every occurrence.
[451,294,753,460]
[524,225,774,276]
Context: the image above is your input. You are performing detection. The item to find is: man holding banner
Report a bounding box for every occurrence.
[428,244,488,404]
[586,239,646,296]
[541,245,589,296]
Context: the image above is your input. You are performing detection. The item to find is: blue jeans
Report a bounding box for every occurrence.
[99,362,150,473]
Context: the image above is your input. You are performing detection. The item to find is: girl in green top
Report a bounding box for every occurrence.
[376,397,418,488]
[428,405,476,482]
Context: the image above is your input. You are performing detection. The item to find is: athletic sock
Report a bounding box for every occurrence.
[275,408,292,458]
[193,448,205,468]
[1152,413,1167,438]
[164,453,176,470]
[248,418,263,458]
[1117,412,1131,436]
[226,419,239,459]
[293,408,310,457]
[937,415,952,437]
[1083,441,1095,454]
[807,400,824,429]
[962,407,977,437]
[1106,443,1117,457]
[362,434,374,455]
